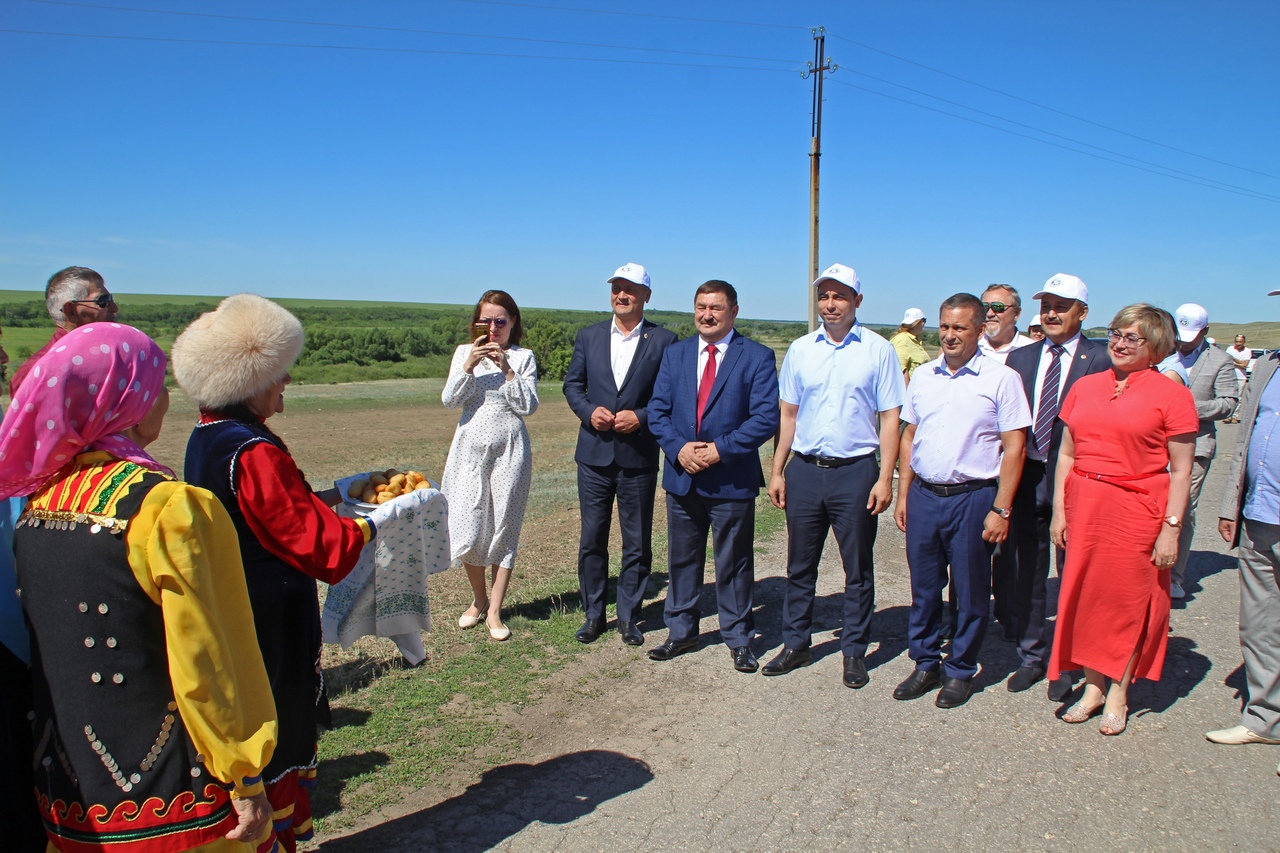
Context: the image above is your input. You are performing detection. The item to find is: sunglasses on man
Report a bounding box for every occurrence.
[981,301,1012,315]
[69,293,116,309]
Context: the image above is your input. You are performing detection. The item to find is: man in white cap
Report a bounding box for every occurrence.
[977,283,1033,364]
[563,263,678,645]
[763,263,904,687]
[1001,273,1110,698]
[1169,303,1238,599]
[1211,288,1280,769]
[890,307,930,384]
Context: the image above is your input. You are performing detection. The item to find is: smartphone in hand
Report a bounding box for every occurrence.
[472,322,490,345]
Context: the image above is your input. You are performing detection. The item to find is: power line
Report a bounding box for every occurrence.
[827,31,1280,182]
[839,66,1275,201]
[442,0,807,30]
[0,28,799,72]
[21,0,801,65]
[827,77,1280,204]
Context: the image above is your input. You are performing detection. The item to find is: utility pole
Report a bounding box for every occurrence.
[803,28,835,331]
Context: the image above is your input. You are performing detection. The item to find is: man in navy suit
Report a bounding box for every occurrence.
[999,273,1110,697]
[647,280,780,672]
[563,263,678,646]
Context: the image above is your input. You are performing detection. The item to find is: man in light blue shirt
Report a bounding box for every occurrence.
[893,293,1030,709]
[1213,292,1280,759]
[762,263,905,687]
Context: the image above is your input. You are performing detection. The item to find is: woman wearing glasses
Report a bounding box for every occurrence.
[1048,304,1197,735]
[442,290,539,640]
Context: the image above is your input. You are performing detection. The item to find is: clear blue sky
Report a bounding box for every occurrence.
[1,0,1276,326]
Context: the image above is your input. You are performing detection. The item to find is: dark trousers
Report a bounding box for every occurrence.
[663,491,756,649]
[576,462,658,623]
[780,454,877,657]
[1004,459,1062,667]
[0,643,44,852]
[905,479,996,680]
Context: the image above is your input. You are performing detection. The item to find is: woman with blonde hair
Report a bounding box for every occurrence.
[442,290,539,641]
[1049,303,1198,735]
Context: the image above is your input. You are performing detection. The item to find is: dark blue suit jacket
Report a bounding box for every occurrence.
[1005,335,1110,480]
[563,318,678,470]
[648,331,779,499]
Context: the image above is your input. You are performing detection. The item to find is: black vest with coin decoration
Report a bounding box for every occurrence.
[16,457,238,852]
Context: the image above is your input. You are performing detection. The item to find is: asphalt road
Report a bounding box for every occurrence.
[323,421,1276,852]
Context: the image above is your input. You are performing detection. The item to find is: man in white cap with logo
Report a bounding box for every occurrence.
[1211,288,1280,768]
[563,263,678,645]
[1001,273,1110,698]
[763,263,904,688]
[1169,303,1238,599]
[977,283,1033,364]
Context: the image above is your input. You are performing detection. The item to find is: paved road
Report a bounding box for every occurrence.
[323,422,1277,852]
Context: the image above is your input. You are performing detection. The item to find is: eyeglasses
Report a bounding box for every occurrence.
[981,301,1012,315]
[1107,329,1147,347]
[69,293,115,309]
[478,317,509,328]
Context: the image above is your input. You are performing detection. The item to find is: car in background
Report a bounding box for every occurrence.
[1249,348,1265,377]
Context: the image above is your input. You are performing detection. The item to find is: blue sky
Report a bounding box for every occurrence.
[1,0,1276,326]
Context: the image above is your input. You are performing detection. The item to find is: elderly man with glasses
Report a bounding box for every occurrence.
[9,266,118,396]
[977,284,1034,364]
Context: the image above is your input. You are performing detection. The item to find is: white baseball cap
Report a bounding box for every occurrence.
[1268,288,1280,296]
[1033,273,1089,305]
[1028,315,1044,328]
[1173,303,1208,342]
[609,262,651,289]
[901,307,925,325]
[812,263,861,294]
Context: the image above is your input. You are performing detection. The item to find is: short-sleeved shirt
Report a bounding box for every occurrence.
[779,323,905,458]
[902,351,1032,483]
[889,330,930,379]
[1059,367,1198,478]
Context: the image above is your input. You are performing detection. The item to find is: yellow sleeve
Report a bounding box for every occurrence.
[126,481,278,798]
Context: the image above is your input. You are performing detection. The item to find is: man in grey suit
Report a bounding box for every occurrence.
[1211,288,1280,766]
[1169,303,1239,599]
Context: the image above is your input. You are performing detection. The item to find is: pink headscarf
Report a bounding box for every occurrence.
[0,322,173,499]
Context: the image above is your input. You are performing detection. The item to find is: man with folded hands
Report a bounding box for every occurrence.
[893,292,1031,709]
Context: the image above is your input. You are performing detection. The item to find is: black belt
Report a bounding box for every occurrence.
[915,477,998,497]
[795,452,872,469]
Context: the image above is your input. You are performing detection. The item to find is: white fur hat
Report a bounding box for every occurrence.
[171,293,304,411]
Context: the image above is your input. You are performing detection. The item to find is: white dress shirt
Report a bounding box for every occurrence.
[1026,332,1082,462]
[978,332,1034,364]
[610,318,643,388]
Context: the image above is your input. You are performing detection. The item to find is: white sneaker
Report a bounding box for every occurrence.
[1170,581,1186,599]
[1205,724,1280,745]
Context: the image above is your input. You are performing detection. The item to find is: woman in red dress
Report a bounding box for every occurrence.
[1049,304,1197,735]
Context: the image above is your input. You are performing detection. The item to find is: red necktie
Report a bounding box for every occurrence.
[696,343,718,433]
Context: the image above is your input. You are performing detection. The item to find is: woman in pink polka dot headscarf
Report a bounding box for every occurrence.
[0,322,172,498]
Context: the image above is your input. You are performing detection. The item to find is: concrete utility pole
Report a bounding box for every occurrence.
[803,28,836,331]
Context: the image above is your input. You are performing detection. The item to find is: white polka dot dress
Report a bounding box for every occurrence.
[439,344,539,569]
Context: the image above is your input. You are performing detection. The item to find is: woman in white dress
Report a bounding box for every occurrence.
[441,290,539,640]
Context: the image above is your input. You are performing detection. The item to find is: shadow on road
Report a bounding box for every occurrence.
[318,750,652,852]
[311,749,391,821]
[1174,549,1239,608]
[1131,635,1213,716]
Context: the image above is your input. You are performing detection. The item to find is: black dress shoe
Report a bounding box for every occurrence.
[575,618,607,644]
[1007,665,1046,693]
[760,647,812,676]
[617,621,643,646]
[842,656,869,689]
[647,638,698,661]
[935,676,975,709]
[892,668,941,700]
[731,646,758,673]
[1047,672,1074,702]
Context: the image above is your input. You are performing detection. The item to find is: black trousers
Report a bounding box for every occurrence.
[780,454,878,657]
[663,492,756,649]
[576,462,658,624]
[1003,459,1061,667]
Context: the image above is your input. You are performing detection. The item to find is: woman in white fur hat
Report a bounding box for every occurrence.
[172,294,376,852]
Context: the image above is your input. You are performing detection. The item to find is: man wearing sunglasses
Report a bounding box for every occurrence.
[9,266,118,396]
[1001,273,1110,699]
[977,284,1033,365]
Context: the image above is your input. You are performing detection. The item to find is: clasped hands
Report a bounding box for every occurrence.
[589,406,640,434]
[677,441,720,473]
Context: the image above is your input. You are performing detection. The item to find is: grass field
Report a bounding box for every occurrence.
[135,378,785,836]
